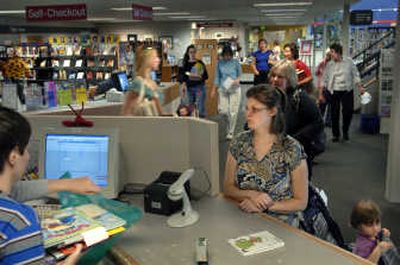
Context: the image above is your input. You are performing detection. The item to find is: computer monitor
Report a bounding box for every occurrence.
[37,127,120,198]
[112,72,129,92]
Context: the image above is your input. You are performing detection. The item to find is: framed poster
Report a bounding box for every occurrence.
[159,35,173,49]
[300,40,313,55]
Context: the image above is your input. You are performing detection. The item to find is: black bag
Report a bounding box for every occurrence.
[309,130,327,158]
[300,185,347,249]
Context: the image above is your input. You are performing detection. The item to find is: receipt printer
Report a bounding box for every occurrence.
[144,171,191,216]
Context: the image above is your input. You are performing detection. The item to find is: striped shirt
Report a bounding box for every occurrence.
[0,192,46,265]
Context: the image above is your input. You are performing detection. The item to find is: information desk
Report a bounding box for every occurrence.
[117,195,372,265]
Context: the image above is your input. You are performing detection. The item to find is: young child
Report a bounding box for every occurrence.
[350,200,394,264]
[0,107,83,265]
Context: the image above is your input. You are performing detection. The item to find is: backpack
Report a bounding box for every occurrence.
[300,185,347,249]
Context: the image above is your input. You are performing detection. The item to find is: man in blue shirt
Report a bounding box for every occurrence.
[251,39,273,85]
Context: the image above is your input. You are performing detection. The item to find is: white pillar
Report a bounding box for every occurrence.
[342,0,350,57]
[385,3,400,202]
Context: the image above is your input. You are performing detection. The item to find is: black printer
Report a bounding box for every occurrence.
[144,171,191,216]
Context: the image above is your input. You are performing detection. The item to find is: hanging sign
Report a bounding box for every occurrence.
[26,4,87,22]
[350,10,373,25]
[132,4,153,21]
[196,22,234,28]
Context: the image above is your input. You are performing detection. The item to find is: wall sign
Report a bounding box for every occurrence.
[196,22,233,28]
[132,4,153,21]
[350,10,373,26]
[26,4,87,22]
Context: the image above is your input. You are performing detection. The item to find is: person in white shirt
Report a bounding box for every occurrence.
[323,43,365,142]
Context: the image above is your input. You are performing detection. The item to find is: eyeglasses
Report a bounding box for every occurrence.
[245,106,268,114]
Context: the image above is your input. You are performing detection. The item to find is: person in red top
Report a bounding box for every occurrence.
[283,43,313,94]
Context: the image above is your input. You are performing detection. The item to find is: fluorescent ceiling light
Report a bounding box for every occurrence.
[0,10,25,14]
[268,16,299,19]
[152,7,167,10]
[111,7,132,11]
[169,16,205,19]
[265,13,301,16]
[87,17,116,21]
[254,2,312,7]
[261,9,307,12]
[154,12,190,16]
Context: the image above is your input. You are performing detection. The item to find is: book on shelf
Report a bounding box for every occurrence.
[75,59,83,67]
[63,59,71,67]
[76,72,85,79]
[228,230,284,256]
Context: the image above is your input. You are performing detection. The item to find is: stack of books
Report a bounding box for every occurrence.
[40,204,126,261]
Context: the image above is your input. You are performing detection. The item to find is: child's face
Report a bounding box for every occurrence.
[359,221,381,239]
[179,108,189,116]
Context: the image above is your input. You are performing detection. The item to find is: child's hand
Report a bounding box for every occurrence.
[382,228,391,238]
[378,241,393,253]
[58,244,82,265]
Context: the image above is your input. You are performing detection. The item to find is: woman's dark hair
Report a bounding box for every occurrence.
[0,107,31,173]
[350,200,381,229]
[183,44,196,67]
[283,42,299,60]
[246,84,286,134]
[329,43,343,56]
[258,38,267,46]
[221,45,233,57]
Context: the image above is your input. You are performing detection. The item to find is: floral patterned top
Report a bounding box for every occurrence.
[229,131,307,226]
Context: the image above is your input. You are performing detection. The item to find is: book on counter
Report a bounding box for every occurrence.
[228,230,284,256]
[41,204,126,250]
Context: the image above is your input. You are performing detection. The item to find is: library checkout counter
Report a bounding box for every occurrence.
[28,82,180,116]
[117,195,372,265]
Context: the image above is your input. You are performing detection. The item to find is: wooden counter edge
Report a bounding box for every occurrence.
[220,194,374,265]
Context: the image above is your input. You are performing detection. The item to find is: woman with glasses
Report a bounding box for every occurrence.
[122,46,162,116]
[224,84,308,227]
[212,45,242,140]
[270,60,324,180]
[180,45,209,117]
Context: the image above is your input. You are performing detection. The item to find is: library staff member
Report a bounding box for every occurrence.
[251,39,273,85]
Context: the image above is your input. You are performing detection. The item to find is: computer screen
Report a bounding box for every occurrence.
[45,134,109,187]
[117,72,129,91]
[38,127,120,198]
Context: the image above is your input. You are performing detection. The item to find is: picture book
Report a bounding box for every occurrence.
[75,204,126,231]
[41,207,101,248]
[228,230,284,256]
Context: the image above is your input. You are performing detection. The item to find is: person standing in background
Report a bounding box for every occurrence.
[251,39,273,85]
[122,46,162,116]
[180,45,209,117]
[269,60,324,180]
[316,48,332,126]
[323,43,365,142]
[283,43,313,94]
[212,46,242,140]
[269,40,283,66]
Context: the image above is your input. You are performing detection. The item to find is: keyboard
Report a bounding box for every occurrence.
[32,204,61,220]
